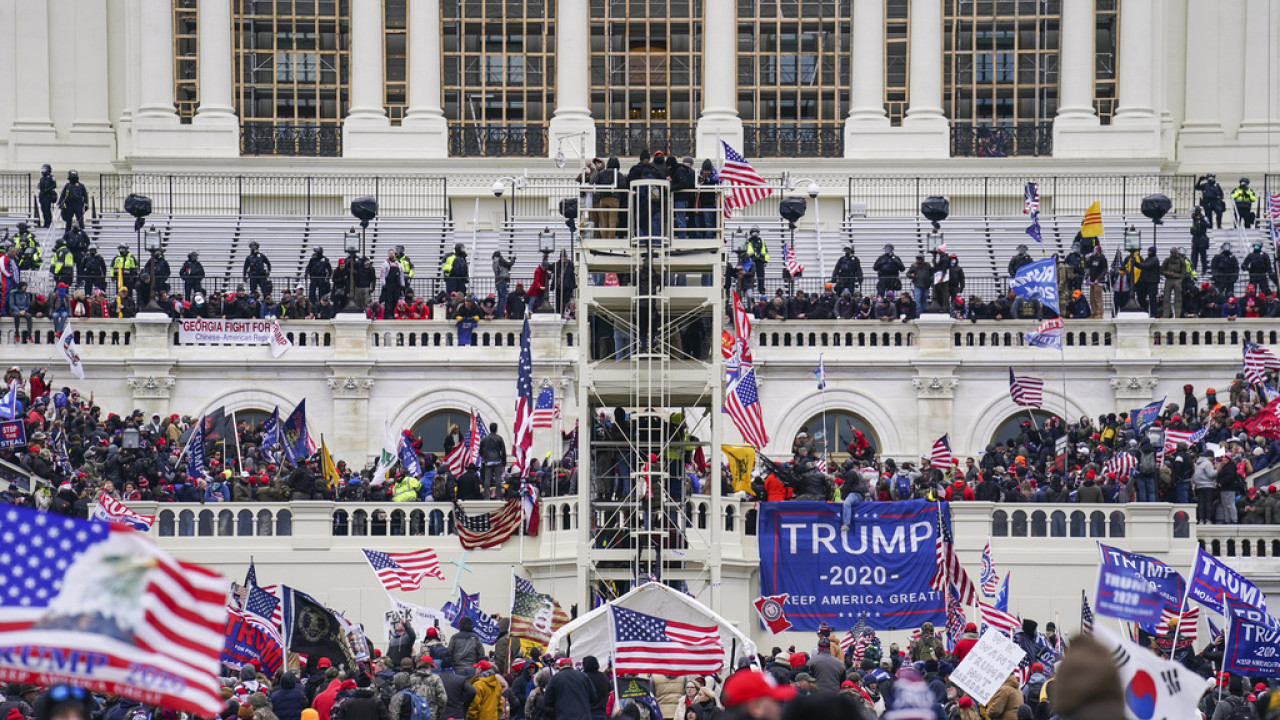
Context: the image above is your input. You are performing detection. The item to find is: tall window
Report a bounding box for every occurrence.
[233,0,350,156]
[884,0,909,124]
[590,0,701,157]
[442,0,555,156]
[943,0,1060,125]
[174,0,199,122]
[1093,0,1118,124]
[737,0,849,157]
[385,0,407,124]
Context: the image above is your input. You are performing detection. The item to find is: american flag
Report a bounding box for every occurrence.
[1024,182,1039,215]
[244,584,280,624]
[1103,453,1137,478]
[814,456,828,474]
[719,141,773,218]
[1243,341,1280,385]
[1013,655,1034,689]
[532,387,560,429]
[1268,191,1280,247]
[611,605,724,676]
[361,549,445,591]
[455,498,523,549]
[728,290,754,381]
[1008,368,1044,408]
[931,503,977,605]
[930,435,953,468]
[510,575,570,644]
[1163,429,1193,458]
[1154,606,1200,647]
[91,493,155,531]
[444,412,488,476]
[1189,426,1208,445]
[1207,616,1222,644]
[978,601,1020,636]
[0,506,227,716]
[840,617,868,657]
[725,368,769,449]
[513,314,534,475]
[259,584,283,628]
[783,242,804,276]
[945,583,966,652]
[1080,589,1095,635]
[980,541,1001,597]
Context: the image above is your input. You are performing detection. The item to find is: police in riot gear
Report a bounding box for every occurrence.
[242,240,272,296]
[1210,243,1239,298]
[49,236,75,287]
[831,245,864,296]
[307,246,333,304]
[1232,177,1258,228]
[1195,172,1225,229]
[1008,244,1033,277]
[1242,242,1276,295]
[15,222,41,272]
[140,248,171,304]
[873,243,904,297]
[181,251,206,301]
[57,169,88,235]
[37,164,57,228]
[64,218,90,281]
[395,244,415,285]
[744,226,769,295]
[112,243,139,296]
[81,245,107,295]
[441,242,468,295]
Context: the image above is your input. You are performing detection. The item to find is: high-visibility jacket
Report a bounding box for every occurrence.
[51,248,74,274]
[1232,187,1258,203]
[392,476,421,502]
[746,237,769,262]
[441,254,456,275]
[113,254,138,271]
[398,255,415,280]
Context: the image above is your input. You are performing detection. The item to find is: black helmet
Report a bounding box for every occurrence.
[1017,244,1028,253]
[88,245,98,254]
[117,244,128,254]
[395,244,405,255]
[188,251,198,261]
[40,164,51,174]
[844,246,854,254]
[454,242,464,253]
[67,170,78,182]
[1207,172,1216,180]
[883,244,894,254]
[1222,242,1232,252]
[749,225,761,236]
[313,246,323,255]
[1240,177,1251,186]
[249,241,260,251]
[16,221,27,231]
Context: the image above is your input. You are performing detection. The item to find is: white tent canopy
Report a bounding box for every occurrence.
[546,583,757,674]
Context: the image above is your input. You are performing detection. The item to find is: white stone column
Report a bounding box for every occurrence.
[548,0,596,160]
[401,0,449,157]
[1054,0,1097,125]
[135,0,180,122]
[193,0,237,123]
[896,0,949,156]
[847,0,887,125]
[10,0,54,132]
[346,0,389,125]
[1112,0,1157,125]
[694,0,741,158]
[65,0,119,165]
[1179,0,1221,134]
[1238,0,1280,139]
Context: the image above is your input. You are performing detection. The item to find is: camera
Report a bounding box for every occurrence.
[492,181,506,198]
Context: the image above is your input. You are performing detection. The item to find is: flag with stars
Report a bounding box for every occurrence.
[945,583,966,652]
[513,314,534,475]
[441,588,500,644]
[610,605,724,676]
[510,585,570,645]
[1081,589,1095,635]
[841,616,869,658]
[719,141,773,218]
[244,584,280,623]
[980,541,1000,598]
[91,492,155,532]
[725,368,769,449]
[361,549,445,592]
[532,387,560,429]
[0,505,227,717]
[931,502,977,605]
[454,498,522,549]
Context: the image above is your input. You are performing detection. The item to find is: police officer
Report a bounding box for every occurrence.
[16,224,42,272]
[395,245,415,292]
[873,243,904,297]
[1008,244,1033,278]
[57,169,88,236]
[49,236,75,287]
[1232,177,1258,228]
[1195,173,1225,229]
[242,240,272,297]
[306,246,332,305]
[744,227,769,295]
[441,243,468,295]
[112,244,139,297]
[141,248,171,304]
[831,246,863,296]
[37,164,57,228]
[1210,242,1239,297]
[1242,242,1277,295]
[65,218,90,281]
[1189,206,1211,275]
[81,245,107,295]
[181,251,205,301]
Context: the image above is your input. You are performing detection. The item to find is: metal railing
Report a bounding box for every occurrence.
[240,122,342,157]
[448,126,548,157]
[743,124,844,158]
[951,122,1054,158]
[595,125,697,158]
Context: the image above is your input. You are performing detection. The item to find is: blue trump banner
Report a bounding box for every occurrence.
[442,588,500,644]
[1129,398,1166,434]
[187,424,205,479]
[1098,544,1184,613]
[757,500,944,631]
[282,400,312,463]
[1188,546,1268,616]
[1008,257,1059,312]
[1224,605,1280,678]
[398,434,422,477]
[261,407,280,451]
[222,606,284,677]
[1095,566,1163,624]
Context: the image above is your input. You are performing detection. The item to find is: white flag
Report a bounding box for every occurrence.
[57,323,85,380]
[372,419,398,486]
[269,321,293,358]
[1093,624,1212,720]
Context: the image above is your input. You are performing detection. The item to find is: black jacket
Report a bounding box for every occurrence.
[440,670,476,720]
[308,255,334,279]
[478,434,506,464]
[545,668,597,720]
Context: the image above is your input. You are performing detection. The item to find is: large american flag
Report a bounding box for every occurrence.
[931,503,977,605]
[1243,341,1280,385]
[1103,453,1137,478]
[92,493,155,531]
[930,435,953,468]
[1080,589,1095,635]
[1024,181,1040,215]
[783,242,804,277]
[0,506,227,716]
[1008,368,1044,408]
[980,541,1001,597]
[532,387,560,429]
[725,368,769,449]
[513,314,534,475]
[444,412,488,475]
[719,141,773,218]
[455,498,523,549]
[361,549,445,591]
[1154,606,1200,647]
[978,600,1020,636]
[611,605,724,676]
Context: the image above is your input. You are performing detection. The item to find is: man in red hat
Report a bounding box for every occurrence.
[722,670,796,720]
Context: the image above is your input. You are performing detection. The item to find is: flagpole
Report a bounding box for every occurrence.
[1219,599,1232,703]
[818,353,828,467]
[231,408,244,472]
[608,604,623,711]
[507,566,516,672]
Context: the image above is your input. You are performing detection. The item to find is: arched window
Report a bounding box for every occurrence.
[796,411,880,463]
[990,411,1061,449]
[412,409,476,455]
[992,510,1008,537]
[233,409,274,436]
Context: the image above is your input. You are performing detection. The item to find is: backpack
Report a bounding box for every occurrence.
[395,690,432,720]
[894,474,912,499]
[1224,696,1256,720]
[1139,451,1156,476]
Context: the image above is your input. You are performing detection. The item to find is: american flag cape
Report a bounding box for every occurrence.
[1103,453,1137,478]
[719,141,773,218]
[610,605,724,676]
[91,493,155,531]
[0,506,227,716]
[361,549,445,591]
[454,498,522,549]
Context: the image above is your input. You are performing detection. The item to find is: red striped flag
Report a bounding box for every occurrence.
[0,506,227,717]
[611,605,724,676]
[725,368,769,449]
[532,387,560,429]
[783,243,804,277]
[1103,453,1137,478]
[513,315,534,475]
[1008,368,1045,408]
[1244,341,1280,385]
[720,142,773,218]
[455,498,523,549]
[978,600,1021,635]
[361,549,445,591]
[930,435,953,468]
[931,503,977,605]
[1154,606,1200,649]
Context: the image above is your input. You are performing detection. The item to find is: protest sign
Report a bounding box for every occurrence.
[950,630,1027,705]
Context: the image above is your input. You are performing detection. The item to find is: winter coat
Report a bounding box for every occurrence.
[447,631,485,669]
[270,674,308,720]
[409,670,449,720]
[466,672,505,720]
[440,670,477,720]
[544,668,597,720]
[335,688,389,720]
[985,676,1024,720]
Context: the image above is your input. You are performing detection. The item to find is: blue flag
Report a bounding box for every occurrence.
[1009,257,1059,312]
[1129,397,1166,434]
[1094,565,1163,624]
[0,381,18,421]
[1026,212,1042,244]
[187,424,205,479]
[1224,604,1280,678]
[1098,543,1185,629]
[814,354,826,391]
[1188,546,1268,616]
[995,573,1011,612]
[260,407,281,451]
[398,434,422,477]
[282,400,312,463]
[441,588,500,644]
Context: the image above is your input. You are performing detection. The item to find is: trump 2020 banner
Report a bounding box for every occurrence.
[1224,605,1280,678]
[757,500,944,631]
[221,606,284,677]
[1097,544,1184,620]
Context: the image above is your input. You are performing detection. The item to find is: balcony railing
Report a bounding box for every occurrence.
[595,125,697,158]
[743,124,844,158]
[951,122,1054,158]
[448,126,548,157]
[240,122,342,157]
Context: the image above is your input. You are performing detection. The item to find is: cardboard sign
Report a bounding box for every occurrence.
[950,630,1027,705]
[0,420,27,450]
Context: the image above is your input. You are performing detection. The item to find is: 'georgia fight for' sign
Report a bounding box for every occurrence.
[757,500,945,631]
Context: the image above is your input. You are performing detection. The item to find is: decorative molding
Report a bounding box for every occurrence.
[1109,376,1160,400]
[126,375,175,399]
[327,376,376,399]
[912,376,959,398]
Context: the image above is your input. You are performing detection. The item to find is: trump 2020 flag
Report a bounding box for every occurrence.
[1093,624,1213,720]
[1009,257,1059,313]
[221,605,284,678]
[1224,603,1280,678]
[397,434,422,477]
[91,493,155,532]
[0,505,227,716]
[1187,546,1268,616]
[186,423,205,479]
[260,407,281,452]
[0,381,18,420]
[441,588,500,644]
[1129,398,1166,435]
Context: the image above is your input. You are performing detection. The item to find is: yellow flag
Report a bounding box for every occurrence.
[721,444,756,494]
[1080,201,1103,238]
[320,438,341,487]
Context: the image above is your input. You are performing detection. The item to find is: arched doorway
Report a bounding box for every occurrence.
[795,411,879,462]
[989,410,1061,449]
[234,408,274,433]
[411,409,474,455]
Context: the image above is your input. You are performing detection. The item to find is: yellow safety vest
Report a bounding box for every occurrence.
[392,477,420,502]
